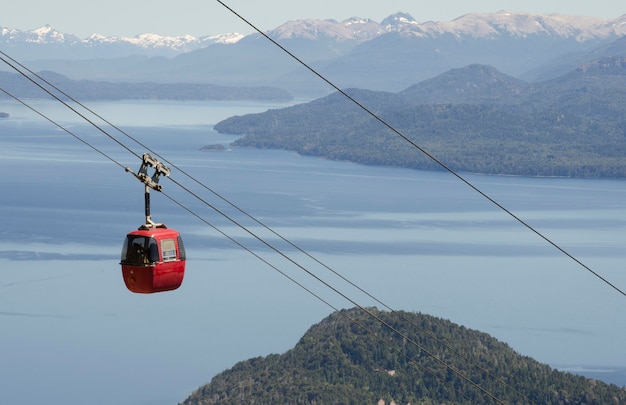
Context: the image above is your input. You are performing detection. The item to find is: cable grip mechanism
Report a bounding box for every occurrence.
[125,153,171,191]
[125,153,171,229]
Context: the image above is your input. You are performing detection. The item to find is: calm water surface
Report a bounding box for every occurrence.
[1,99,626,404]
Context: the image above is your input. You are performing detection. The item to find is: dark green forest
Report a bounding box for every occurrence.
[214,58,626,178]
[181,308,626,405]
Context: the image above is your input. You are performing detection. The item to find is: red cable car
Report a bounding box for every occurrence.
[121,226,186,293]
[121,153,186,293]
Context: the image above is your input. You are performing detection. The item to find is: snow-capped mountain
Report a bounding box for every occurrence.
[267,17,385,42]
[269,11,626,42]
[0,24,243,58]
[6,24,81,44]
[83,31,243,49]
[409,11,626,40]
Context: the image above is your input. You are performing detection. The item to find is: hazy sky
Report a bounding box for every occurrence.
[3,0,625,38]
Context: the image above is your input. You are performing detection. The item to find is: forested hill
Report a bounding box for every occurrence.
[214,58,626,178]
[181,308,626,404]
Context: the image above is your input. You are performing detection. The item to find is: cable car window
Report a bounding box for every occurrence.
[177,235,186,261]
[147,238,159,263]
[121,237,129,263]
[122,235,158,265]
[161,239,177,262]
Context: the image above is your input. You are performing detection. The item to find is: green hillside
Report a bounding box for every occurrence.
[181,308,626,404]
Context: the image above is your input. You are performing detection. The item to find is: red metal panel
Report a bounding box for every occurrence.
[122,262,185,293]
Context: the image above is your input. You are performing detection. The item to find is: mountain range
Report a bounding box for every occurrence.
[2,11,626,96]
[3,12,625,57]
[0,24,243,58]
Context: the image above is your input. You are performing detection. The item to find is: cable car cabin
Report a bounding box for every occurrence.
[120,227,186,293]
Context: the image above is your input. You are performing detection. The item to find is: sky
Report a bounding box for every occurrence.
[2,0,625,38]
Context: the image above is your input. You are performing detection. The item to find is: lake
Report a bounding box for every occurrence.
[1,98,626,404]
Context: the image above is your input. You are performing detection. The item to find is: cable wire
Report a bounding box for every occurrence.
[0,46,542,402]
[215,0,626,299]
[159,189,491,403]
[0,86,127,170]
[0,52,141,161]
[164,176,508,403]
[0,48,532,401]
[0,84,501,402]
[0,72,511,403]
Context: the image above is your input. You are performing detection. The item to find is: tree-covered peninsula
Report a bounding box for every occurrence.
[214,59,626,178]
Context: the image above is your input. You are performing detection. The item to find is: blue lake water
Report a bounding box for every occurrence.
[1,99,626,404]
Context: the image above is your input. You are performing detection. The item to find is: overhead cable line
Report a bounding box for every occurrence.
[0,47,534,402]
[159,188,490,404]
[0,52,527,400]
[0,53,513,403]
[163,173,506,403]
[0,83,499,403]
[0,86,127,170]
[215,0,626,299]
[0,52,141,162]
[165,171,529,404]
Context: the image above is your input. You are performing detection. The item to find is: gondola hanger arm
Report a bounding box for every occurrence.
[125,153,171,191]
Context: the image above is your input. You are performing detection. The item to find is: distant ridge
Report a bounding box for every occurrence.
[3,11,626,95]
[0,70,293,101]
[181,308,626,404]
